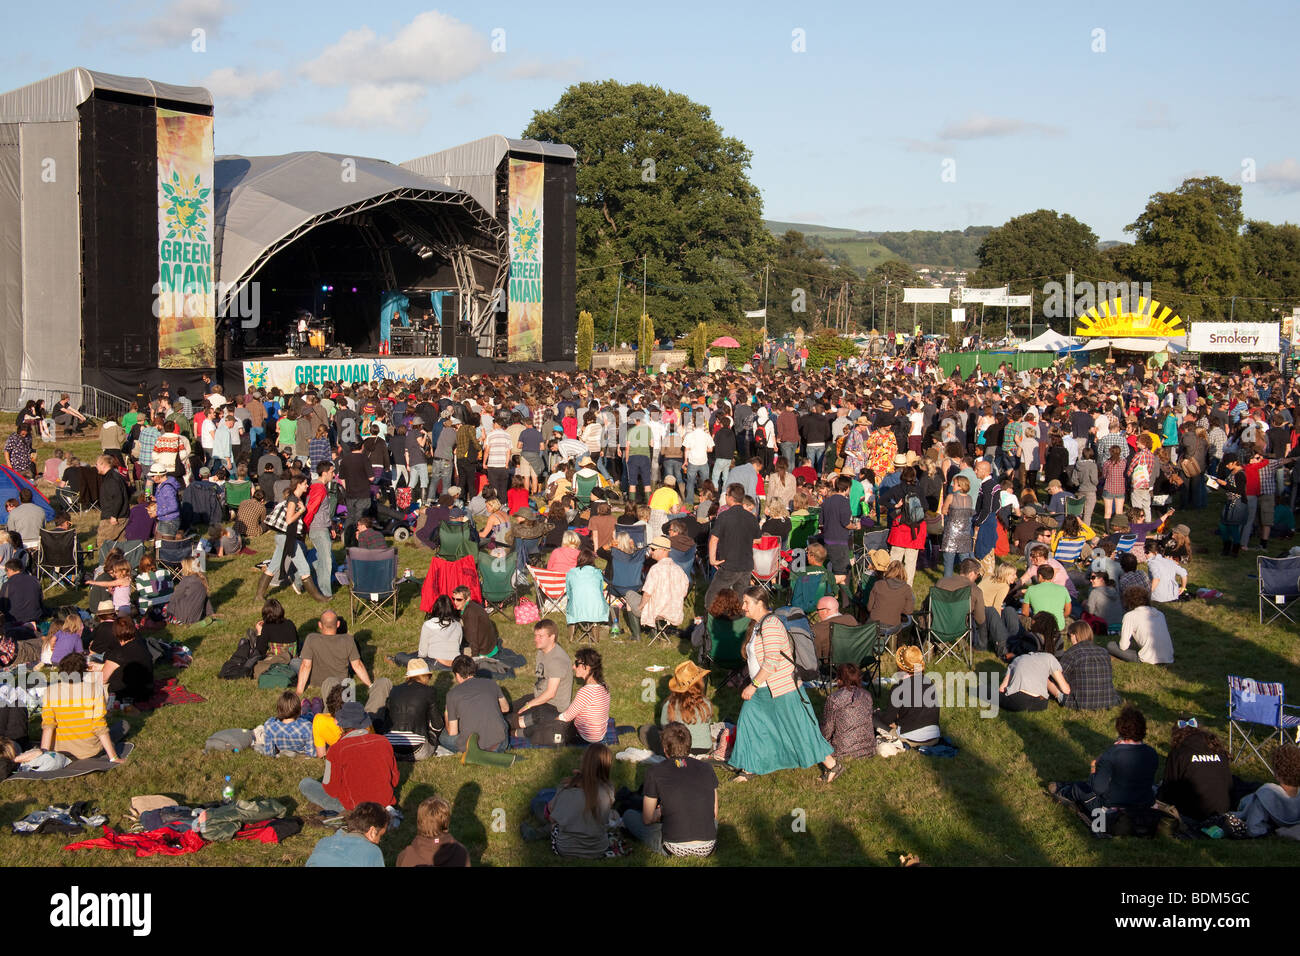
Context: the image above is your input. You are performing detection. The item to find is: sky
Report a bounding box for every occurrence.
[4,0,1298,242]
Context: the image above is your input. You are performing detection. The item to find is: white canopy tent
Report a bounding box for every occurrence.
[1017,329,1077,352]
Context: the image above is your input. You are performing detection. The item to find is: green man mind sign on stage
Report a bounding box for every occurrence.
[156,108,215,368]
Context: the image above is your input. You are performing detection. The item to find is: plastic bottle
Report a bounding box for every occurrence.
[221,775,235,804]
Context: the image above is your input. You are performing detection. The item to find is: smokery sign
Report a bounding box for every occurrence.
[1187,323,1280,353]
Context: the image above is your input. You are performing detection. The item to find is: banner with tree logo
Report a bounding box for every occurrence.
[156,109,215,368]
[507,159,543,362]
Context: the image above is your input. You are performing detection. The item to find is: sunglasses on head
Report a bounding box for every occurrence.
[1177,718,1198,729]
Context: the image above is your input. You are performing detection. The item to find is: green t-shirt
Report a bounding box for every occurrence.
[627,424,652,458]
[1024,581,1069,630]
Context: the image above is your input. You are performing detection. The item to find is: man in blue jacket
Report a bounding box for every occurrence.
[150,466,183,539]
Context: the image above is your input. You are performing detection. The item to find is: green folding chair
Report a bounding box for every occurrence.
[922,584,973,668]
[788,512,820,552]
[1064,495,1084,519]
[436,521,478,561]
[476,549,518,619]
[702,614,750,687]
[574,473,601,510]
[828,620,888,687]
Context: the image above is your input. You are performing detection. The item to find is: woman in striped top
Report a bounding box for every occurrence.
[559,647,610,744]
[731,588,838,783]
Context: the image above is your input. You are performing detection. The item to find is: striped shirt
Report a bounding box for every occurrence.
[751,615,797,697]
[483,429,514,468]
[560,683,610,743]
[41,677,108,760]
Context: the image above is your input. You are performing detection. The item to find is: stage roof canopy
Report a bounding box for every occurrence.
[214,151,507,305]
[0,67,211,123]
[401,135,576,214]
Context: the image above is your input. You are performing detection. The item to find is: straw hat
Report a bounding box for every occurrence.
[896,645,925,674]
[668,660,709,694]
[868,549,891,573]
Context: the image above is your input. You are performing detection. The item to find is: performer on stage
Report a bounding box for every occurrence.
[379,291,410,355]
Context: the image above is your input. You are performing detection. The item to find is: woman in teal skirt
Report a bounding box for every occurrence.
[731,588,840,783]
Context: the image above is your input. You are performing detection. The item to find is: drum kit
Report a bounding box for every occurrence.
[287,313,335,356]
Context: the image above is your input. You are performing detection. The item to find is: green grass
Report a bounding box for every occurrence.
[6,423,1299,866]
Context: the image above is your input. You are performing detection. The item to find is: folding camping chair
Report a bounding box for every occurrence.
[50,486,85,516]
[751,535,783,601]
[1051,537,1086,567]
[607,546,647,601]
[1228,675,1300,766]
[921,584,973,668]
[436,521,478,561]
[566,570,609,645]
[1257,555,1300,626]
[37,528,80,594]
[668,543,699,611]
[700,614,750,687]
[477,549,519,619]
[1064,496,1084,520]
[346,546,399,625]
[1113,533,1138,556]
[156,536,197,583]
[624,524,648,549]
[826,620,889,688]
[527,565,569,618]
[788,512,820,552]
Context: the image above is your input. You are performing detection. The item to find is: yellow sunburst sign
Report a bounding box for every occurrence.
[1075,297,1184,337]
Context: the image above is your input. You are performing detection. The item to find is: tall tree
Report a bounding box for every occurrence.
[1119,177,1245,322]
[972,209,1102,286]
[523,81,769,339]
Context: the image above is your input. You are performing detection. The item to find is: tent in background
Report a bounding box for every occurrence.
[1017,329,1077,352]
[0,465,56,525]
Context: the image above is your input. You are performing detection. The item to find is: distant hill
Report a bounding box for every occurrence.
[764,220,993,272]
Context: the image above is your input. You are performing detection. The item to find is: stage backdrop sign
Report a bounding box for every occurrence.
[243,357,460,392]
[156,109,215,368]
[507,159,544,362]
[1187,322,1279,353]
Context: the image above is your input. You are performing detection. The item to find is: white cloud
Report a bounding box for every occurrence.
[508,58,584,81]
[130,0,235,49]
[938,113,1062,140]
[302,11,489,87]
[318,83,428,129]
[1258,158,1300,194]
[199,67,283,101]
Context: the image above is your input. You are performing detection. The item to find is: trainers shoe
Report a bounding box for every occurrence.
[292,578,304,595]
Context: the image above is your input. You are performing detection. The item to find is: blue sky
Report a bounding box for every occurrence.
[4,0,1298,241]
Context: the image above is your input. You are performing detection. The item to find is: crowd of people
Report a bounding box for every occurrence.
[2,347,1298,862]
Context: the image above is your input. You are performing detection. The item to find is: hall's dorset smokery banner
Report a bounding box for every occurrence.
[242,357,460,392]
[507,158,543,362]
[156,108,215,368]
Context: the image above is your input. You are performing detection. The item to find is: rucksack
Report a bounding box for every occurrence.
[218,637,261,680]
[903,492,926,528]
[264,498,290,533]
[770,607,818,679]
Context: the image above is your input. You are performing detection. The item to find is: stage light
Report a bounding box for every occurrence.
[352,287,357,293]
[321,285,328,291]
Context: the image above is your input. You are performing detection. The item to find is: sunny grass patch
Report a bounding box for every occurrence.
[1,423,1297,865]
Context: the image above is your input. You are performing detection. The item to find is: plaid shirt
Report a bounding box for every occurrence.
[1251,459,1282,496]
[137,425,160,469]
[1127,447,1156,490]
[1096,431,1129,462]
[1059,640,1122,710]
[258,716,315,756]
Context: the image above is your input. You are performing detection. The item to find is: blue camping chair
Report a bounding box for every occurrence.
[625,524,648,549]
[347,546,399,625]
[1228,675,1300,766]
[669,543,699,610]
[608,546,647,600]
[1258,555,1300,626]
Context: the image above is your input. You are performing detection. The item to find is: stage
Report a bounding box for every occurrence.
[226,353,575,393]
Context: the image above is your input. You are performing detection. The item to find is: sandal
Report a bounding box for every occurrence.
[732,771,753,783]
[820,761,843,784]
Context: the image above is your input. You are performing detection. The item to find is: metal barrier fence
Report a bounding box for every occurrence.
[0,380,132,423]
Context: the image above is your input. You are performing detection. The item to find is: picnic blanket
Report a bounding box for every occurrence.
[7,743,135,781]
[134,678,205,711]
[509,719,633,750]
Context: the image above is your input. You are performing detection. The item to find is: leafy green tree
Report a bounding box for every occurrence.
[638,313,655,368]
[972,209,1102,286]
[1240,221,1300,322]
[1119,177,1245,322]
[523,81,769,339]
[576,310,594,370]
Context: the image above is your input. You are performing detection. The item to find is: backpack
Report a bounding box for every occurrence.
[218,637,261,680]
[770,607,818,679]
[257,663,294,690]
[903,492,926,528]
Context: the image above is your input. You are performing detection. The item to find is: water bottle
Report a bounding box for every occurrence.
[609,618,621,638]
[221,775,235,804]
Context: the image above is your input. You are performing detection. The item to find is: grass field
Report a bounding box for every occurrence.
[5,423,1298,867]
